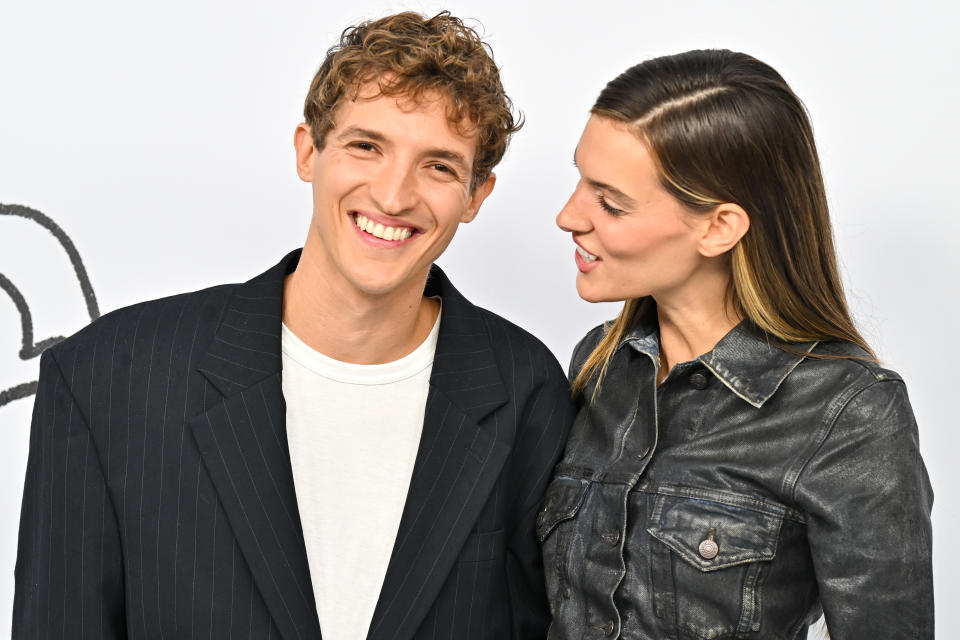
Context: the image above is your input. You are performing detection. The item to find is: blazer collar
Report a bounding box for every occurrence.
[195,251,294,396]
[197,250,509,418]
[193,250,510,640]
[422,264,508,421]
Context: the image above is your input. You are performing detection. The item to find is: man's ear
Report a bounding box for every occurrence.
[460,172,496,223]
[294,123,316,182]
[697,202,750,257]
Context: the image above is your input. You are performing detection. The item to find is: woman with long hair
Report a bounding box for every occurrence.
[539,50,933,639]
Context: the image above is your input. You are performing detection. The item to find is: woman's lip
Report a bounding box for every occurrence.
[574,248,601,273]
[572,238,599,259]
[572,238,600,262]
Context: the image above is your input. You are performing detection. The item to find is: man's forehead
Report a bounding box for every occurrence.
[343,79,478,136]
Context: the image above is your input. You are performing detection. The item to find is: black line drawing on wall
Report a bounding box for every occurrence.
[0,203,100,407]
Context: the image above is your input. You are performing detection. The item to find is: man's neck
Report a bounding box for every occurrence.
[281,254,439,365]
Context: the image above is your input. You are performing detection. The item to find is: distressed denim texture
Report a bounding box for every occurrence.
[539,317,933,640]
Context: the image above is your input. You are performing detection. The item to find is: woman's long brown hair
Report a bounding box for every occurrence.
[573,50,873,396]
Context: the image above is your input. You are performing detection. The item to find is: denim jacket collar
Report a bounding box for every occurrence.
[699,323,817,408]
[618,308,817,408]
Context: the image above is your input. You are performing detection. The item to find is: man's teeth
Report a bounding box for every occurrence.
[577,246,598,262]
[354,214,413,241]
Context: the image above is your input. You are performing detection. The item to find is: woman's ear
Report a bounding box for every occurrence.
[698,203,750,257]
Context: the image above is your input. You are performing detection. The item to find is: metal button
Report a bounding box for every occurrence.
[689,370,709,390]
[698,527,719,560]
[600,529,620,545]
[636,446,651,460]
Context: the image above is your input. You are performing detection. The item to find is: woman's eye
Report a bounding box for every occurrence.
[595,193,624,216]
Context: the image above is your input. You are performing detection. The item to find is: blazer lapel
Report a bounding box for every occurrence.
[189,251,322,640]
[367,266,510,640]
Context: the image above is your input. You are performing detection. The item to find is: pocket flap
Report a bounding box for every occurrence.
[646,487,784,571]
[536,476,590,542]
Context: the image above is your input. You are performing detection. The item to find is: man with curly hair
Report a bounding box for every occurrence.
[15,11,573,640]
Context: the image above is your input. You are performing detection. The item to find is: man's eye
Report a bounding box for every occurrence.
[351,142,376,152]
[428,163,460,180]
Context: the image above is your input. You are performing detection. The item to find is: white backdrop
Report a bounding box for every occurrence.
[1,0,956,636]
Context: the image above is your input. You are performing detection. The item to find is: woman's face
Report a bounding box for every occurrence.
[556,115,707,303]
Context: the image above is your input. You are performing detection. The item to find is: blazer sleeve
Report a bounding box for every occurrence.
[504,350,575,639]
[13,349,127,638]
[793,378,934,639]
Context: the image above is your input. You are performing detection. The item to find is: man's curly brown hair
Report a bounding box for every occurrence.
[303,11,522,189]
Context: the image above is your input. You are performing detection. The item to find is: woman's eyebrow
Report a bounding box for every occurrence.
[584,178,637,207]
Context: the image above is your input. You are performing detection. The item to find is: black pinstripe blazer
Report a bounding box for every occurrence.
[14,250,574,639]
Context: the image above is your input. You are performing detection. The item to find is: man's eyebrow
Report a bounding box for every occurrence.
[573,146,638,207]
[337,126,388,142]
[425,148,469,171]
[336,127,469,172]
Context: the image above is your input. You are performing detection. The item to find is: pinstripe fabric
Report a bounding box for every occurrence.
[14,250,574,639]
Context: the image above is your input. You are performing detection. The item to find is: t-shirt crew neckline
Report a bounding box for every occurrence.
[280,307,442,386]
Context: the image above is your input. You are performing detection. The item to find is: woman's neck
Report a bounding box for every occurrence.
[654,273,741,383]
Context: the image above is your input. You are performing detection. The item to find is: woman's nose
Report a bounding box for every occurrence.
[556,187,591,233]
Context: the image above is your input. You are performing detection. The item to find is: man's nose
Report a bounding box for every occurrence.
[370,163,419,215]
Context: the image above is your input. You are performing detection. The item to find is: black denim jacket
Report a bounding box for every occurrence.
[539,318,933,640]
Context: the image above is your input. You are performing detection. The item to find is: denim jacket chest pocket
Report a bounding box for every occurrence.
[645,486,785,640]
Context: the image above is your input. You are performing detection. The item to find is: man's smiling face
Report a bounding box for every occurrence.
[295,83,495,301]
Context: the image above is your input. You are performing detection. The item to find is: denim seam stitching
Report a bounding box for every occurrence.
[786,379,897,503]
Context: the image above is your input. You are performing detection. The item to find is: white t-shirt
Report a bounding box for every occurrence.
[281,312,440,640]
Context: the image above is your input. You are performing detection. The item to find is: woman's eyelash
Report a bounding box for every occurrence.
[595,193,623,215]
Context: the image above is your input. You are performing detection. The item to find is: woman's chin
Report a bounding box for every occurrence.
[575,281,629,304]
